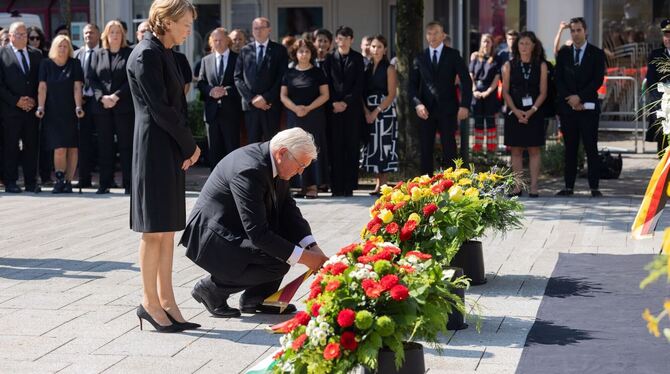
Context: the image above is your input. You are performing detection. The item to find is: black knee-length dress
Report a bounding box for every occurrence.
[504,59,546,147]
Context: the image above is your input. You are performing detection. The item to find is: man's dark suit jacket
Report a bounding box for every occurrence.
[234,41,288,111]
[555,43,606,113]
[409,47,473,116]
[180,142,311,280]
[74,46,102,111]
[0,45,42,116]
[646,47,670,104]
[197,50,240,124]
[89,46,133,115]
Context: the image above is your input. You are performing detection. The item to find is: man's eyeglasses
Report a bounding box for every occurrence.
[286,149,310,169]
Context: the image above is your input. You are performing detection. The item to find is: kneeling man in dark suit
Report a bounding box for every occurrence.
[180,127,329,317]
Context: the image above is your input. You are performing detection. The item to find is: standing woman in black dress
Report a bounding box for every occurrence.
[362,35,398,195]
[280,39,329,198]
[90,20,134,194]
[35,35,84,193]
[469,33,500,153]
[502,31,548,197]
[127,0,201,332]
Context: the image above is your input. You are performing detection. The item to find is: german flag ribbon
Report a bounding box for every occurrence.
[632,147,670,239]
[262,270,313,313]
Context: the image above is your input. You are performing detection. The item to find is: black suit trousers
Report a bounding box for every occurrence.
[329,108,360,194]
[419,113,458,175]
[3,113,38,186]
[207,106,241,170]
[244,106,281,143]
[560,110,600,190]
[78,99,97,182]
[95,112,134,189]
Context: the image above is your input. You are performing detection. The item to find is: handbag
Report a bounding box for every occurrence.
[599,149,622,179]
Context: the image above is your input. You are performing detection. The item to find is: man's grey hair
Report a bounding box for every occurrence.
[9,22,25,33]
[270,128,318,160]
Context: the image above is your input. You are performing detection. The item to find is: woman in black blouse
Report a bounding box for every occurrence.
[469,33,500,153]
[362,35,398,195]
[280,39,329,198]
[90,20,134,194]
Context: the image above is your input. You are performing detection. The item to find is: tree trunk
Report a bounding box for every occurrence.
[395,0,424,178]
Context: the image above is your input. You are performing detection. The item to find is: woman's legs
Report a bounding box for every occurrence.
[65,148,78,181]
[53,148,66,173]
[528,146,541,194]
[139,232,171,326]
[510,147,524,193]
[156,232,186,322]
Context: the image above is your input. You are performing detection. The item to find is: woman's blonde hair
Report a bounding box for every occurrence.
[101,20,128,49]
[48,35,74,60]
[149,0,197,36]
[477,33,494,64]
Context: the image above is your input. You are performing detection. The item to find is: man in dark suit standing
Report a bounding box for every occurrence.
[181,128,329,317]
[555,17,606,197]
[0,22,42,193]
[73,23,100,188]
[198,27,241,168]
[322,26,365,196]
[645,19,670,154]
[409,21,472,175]
[234,17,288,143]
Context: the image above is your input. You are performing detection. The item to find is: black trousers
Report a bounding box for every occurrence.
[206,106,240,170]
[3,112,38,186]
[560,110,600,190]
[78,99,96,183]
[244,105,281,143]
[209,248,290,307]
[329,108,360,195]
[418,112,458,175]
[95,112,134,189]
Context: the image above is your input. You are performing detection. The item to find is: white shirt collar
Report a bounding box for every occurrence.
[429,43,444,55]
[270,150,277,178]
[10,43,26,53]
[255,40,269,49]
[215,49,230,59]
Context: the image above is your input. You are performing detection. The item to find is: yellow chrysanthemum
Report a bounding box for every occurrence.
[381,184,393,195]
[477,173,488,182]
[411,188,423,201]
[465,187,480,198]
[379,209,394,224]
[643,308,661,337]
[391,190,405,203]
[448,185,464,202]
[459,178,472,186]
[408,212,421,224]
[360,227,367,239]
[419,175,431,184]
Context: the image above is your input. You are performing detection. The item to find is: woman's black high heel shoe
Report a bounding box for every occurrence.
[164,309,201,330]
[136,305,182,333]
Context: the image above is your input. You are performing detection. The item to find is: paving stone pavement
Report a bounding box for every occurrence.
[0,150,666,373]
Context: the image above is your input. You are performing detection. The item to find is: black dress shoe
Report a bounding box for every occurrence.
[555,189,574,196]
[95,187,110,194]
[191,282,241,318]
[5,184,21,193]
[24,185,41,193]
[591,190,603,197]
[63,181,73,193]
[292,192,306,198]
[240,303,297,315]
[164,309,201,330]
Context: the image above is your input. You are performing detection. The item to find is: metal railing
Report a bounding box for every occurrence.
[599,75,641,153]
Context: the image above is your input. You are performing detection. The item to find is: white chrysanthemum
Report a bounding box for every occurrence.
[350,282,359,290]
[657,82,670,134]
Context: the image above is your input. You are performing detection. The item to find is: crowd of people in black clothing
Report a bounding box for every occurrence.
[1,14,668,198]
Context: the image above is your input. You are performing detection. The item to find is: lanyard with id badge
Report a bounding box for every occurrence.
[520,62,534,108]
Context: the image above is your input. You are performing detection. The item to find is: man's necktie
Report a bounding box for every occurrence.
[218,54,224,84]
[432,49,438,70]
[573,48,581,66]
[257,45,265,70]
[17,49,29,75]
[84,49,93,92]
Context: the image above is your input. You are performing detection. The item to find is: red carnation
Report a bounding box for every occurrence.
[311,302,321,317]
[369,223,381,234]
[364,282,385,299]
[431,184,445,194]
[366,216,382,230]
[441,179,454,189]
[329,262,348,276]
[292,333,308,351]
[361,278,375,290]
[337,309,356,327]
[398,264,415,273]
[357,255,374,264]
[337,243,357,255]
[394,201,407,210]
[405,251,432,260]
[407,182,419,193]
[385,222,399,234]
[390,284,410,301]
[340,331,358,351]
[423,203,438,217]
[295,311,311,325]
[386,245,401,255]
[308,287,321,299]
[380,274,399,290]
[399,227,412,242]
[325,279,341,292]
[403,220,418,232]
[373,249,392,261]
[323,342,341,360]
[362,241,376,255]
[384,202,395,211]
